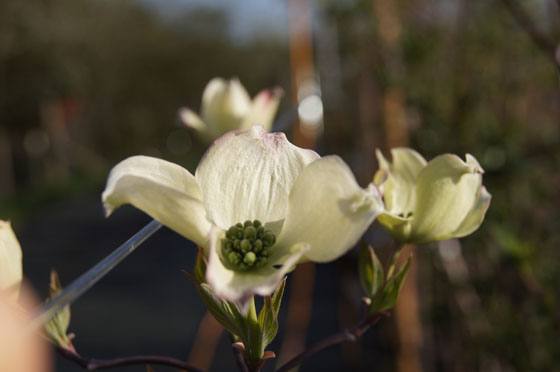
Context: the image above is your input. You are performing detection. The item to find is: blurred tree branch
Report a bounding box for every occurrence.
[500,0,560,72]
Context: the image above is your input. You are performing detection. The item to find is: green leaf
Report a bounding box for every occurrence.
[358,241,384,297]
[184,272,282,364]
[50,271,71,332]
[259,297,278,349]
[257,278,284,349]
[271,277,286,317]
[370,256,411,313]
[182,271,242,338]
[43,270,73,349]
[385,244,403,279]
[227,300,249,342]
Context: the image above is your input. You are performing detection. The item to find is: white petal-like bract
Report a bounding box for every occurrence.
[195,126,319,231]
[102,156,212,246]
[0,221,22,301]
[275,156,385,262]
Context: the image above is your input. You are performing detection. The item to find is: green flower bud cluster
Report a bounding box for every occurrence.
[221,220,276,271]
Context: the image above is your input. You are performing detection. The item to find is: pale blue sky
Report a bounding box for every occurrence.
[139,0,289,41]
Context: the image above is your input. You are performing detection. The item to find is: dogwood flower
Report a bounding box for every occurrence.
[0,220,23,301]
[374,148,491,244]
[179,78,283,143]
[103,126,384,302]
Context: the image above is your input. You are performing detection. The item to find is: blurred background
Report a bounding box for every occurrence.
[1,0,559,371]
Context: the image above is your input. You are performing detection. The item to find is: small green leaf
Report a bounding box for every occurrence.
[358,241,384,297]
[257,297,269,329]
[227,300,249,342]
[182,271,242,338]
[257,279,284,350]
[385,244,403,279]
[260,297,278,348]
[271,278,286,317]
[184,272,281,365]
[43,270,73,349]
[370,256,411,313]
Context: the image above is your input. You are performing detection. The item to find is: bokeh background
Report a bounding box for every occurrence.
[1,0,559,371]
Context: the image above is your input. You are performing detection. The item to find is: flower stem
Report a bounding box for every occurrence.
[230,334,250,372]
[246,296,264,366]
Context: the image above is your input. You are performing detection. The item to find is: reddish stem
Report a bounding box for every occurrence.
[56,346,204,372]
[275,312,389,372]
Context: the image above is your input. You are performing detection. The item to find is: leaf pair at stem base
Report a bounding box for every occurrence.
[185,247,286,370]
[359,240,411,314]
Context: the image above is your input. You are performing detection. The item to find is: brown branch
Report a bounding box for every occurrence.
[500,0,560,71]
[274,312,389,372]
[56,346,204,372]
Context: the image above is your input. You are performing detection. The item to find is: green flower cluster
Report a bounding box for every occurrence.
[221,220,276,271]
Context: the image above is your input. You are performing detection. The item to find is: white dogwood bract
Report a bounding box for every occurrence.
[0,221,23,301]
[103,126,385,302]
[375,148,491,244]
[180,78,283,143]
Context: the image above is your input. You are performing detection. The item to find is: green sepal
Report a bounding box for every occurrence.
[43,269,74,350]
[369,256,411,314]
[358,241,384,297]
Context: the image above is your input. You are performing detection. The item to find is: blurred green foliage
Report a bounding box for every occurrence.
[0,0,290,195]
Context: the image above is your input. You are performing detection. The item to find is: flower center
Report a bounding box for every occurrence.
[221,220,276,271]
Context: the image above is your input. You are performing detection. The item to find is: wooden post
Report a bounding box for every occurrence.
[371,1,424,371]
[277,0,320,369]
